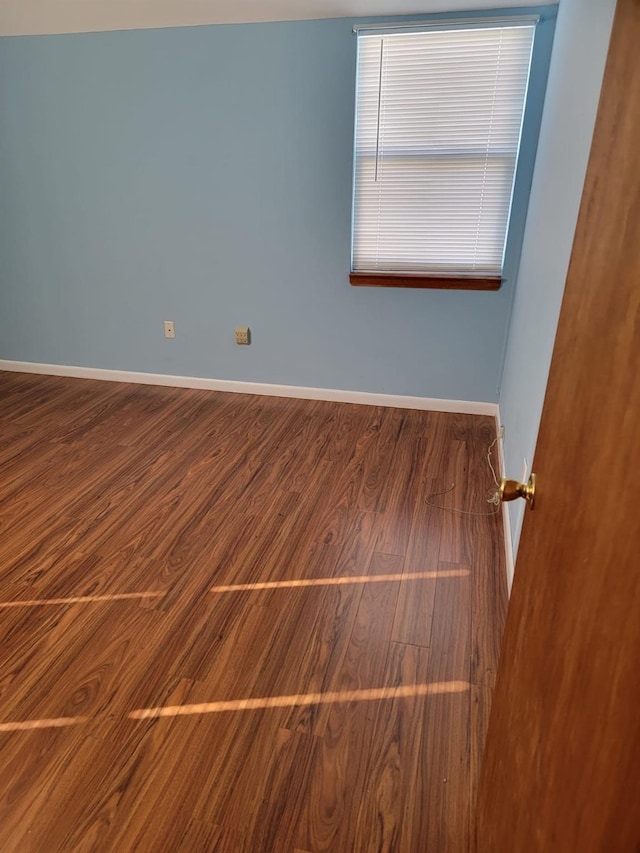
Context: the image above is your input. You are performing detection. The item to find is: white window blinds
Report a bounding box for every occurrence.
[351,21,536,278]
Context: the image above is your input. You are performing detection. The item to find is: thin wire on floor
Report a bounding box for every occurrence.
[426,435,501,517]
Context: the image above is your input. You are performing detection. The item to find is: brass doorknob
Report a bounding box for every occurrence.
[499,473,536,509]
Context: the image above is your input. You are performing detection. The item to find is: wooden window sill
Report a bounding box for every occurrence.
[349,273,502,291]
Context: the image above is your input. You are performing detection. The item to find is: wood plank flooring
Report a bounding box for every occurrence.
[0,372,507,852]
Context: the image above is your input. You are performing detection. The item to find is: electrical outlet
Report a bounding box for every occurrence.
[164,321,175,339]
[235,326,251,345]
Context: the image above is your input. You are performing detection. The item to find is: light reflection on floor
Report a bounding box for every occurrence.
[0,591,164,609]
[0,570,470,732]
[129,681,471,721]
[0,682,469,732]
[0,716,88,732]
[209,569,469,594]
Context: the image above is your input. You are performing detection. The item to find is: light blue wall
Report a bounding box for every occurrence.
[498,0,617,579]
[0,11,553,401]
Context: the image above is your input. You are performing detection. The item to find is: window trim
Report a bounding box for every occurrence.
[349,273,502,290]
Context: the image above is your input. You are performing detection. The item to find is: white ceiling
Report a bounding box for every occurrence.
[0,0,557,37]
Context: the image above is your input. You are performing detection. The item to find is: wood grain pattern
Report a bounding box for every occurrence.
[477,2,640,850]
[0,372,506,851]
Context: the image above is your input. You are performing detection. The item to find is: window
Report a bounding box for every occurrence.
[350,15,543,289]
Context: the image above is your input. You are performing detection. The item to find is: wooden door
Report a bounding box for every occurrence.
[476,1,640,850]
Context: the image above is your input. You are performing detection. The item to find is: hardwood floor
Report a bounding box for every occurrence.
[0,372,507,852]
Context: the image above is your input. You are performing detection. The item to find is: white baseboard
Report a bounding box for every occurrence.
[502,504,515,595]
[0,359,499,417]
[495,408,515,594]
